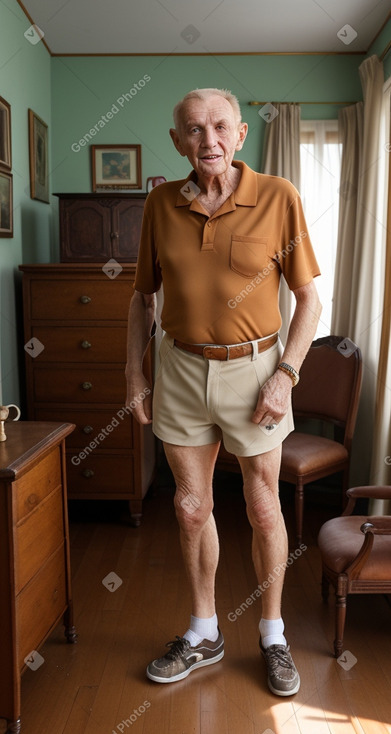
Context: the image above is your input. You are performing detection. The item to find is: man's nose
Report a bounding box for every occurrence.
[201,126,217,148]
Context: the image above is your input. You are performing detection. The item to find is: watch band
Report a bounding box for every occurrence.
[277,362,300,386]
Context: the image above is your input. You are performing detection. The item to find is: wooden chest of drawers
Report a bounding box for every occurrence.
[0,421,76,734]
[19,264,155,525]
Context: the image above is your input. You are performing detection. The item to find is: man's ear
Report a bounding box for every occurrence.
[170,128,186,157]
[235,122,248,152]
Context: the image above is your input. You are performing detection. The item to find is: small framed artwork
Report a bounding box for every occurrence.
[28,108,49,203]
[91,144,141,191]
[0,96,12,170]
[0,171,13,237]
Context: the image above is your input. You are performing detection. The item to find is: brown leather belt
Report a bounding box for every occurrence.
[173,334,278,361]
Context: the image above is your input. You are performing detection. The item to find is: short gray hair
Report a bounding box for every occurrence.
[173,88,242,130]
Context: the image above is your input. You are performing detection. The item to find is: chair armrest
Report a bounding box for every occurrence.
[347,485,391,500]
[361,517,391,535]
[342,485,391,516]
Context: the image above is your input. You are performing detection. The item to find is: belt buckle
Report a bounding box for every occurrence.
[202,344,230,360]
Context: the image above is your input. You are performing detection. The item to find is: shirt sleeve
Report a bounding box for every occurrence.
[277,192,321,290]
[134,195,162,294]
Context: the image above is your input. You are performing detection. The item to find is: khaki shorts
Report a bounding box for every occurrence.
[152,334,294,456]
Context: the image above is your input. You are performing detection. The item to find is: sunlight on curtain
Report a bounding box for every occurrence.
[331,55,385,487]
[299,120,341,337]
[369,76,391,502]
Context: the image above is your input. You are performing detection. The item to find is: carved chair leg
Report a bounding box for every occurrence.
[334,593,347,657]
[295,479,304,544]
[321,572,330,602]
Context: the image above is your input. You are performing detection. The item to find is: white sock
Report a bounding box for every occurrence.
[183,614,219,647]
[259,617,287,648]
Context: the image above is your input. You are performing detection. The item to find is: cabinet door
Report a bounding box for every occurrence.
[60,199,112,261]
[112,198,145,261]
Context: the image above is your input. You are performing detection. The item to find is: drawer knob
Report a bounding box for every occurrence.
[81,381,92,391]
[81,340,92,349]
[82,468,94,479]
[83,425,93,434]
[80,295,91,304]
[26,493,39,508]
[110,231,119,239]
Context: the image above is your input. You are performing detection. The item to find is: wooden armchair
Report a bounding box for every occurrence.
[318,485,391,657]
[280,335,362,543]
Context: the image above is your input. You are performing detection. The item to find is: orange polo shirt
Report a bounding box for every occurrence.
[135,161,320,344]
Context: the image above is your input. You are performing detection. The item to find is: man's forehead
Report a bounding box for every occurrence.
[181,96,235,123]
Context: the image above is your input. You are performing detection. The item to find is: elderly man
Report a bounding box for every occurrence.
[125,88,321,696]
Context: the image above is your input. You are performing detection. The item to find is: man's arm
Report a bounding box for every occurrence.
[125,290,156,425]
[252,280,322,426]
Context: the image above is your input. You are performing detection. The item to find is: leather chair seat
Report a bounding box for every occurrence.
[318,516,391,579]
[281,432,348,476]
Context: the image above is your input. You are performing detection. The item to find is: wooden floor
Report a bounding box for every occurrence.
[3,467,391,734]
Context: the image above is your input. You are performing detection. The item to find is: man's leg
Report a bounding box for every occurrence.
[237,445,300,696]
[164,441,221,620]
[237,445,287,620]
[146,441,224,683]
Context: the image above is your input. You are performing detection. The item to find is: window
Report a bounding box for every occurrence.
[300,120,342,337]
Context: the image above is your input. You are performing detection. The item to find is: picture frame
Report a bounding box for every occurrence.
[28,108,49,203]
[91,144,141,191]
[0,171,13,237]
[0,96,11,170]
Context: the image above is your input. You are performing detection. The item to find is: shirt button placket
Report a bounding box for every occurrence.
[201,218,217,251]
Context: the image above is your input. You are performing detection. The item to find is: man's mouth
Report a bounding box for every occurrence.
[201,155,222,161]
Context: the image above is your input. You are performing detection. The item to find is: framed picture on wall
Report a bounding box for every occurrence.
[0,171,13,237]
[91,144,141,191]
[28,108,49,203]
[0,96,12,170]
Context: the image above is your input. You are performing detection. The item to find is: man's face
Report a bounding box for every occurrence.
[170,95,247,179]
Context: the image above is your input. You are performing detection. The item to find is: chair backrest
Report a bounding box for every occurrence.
[292,335,362,449]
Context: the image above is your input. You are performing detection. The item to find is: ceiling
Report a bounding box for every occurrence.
[19,0,390,55]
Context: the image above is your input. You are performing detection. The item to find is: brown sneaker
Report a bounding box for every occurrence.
[260,640,300,696]
[146,630,224,683]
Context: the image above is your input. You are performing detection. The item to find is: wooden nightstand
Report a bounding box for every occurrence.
[0,421,76,734]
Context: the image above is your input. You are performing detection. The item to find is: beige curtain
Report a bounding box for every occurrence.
[262,103,301,344]
[331,55,386,487]
[369,80,391,511]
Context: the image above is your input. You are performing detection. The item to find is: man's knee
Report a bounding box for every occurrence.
[245,479,281,535]
[174,486,214,530]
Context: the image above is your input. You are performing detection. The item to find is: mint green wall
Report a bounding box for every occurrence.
[51,53,363,196]
[0,0,52,408]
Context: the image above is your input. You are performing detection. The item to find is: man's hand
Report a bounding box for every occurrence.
[251,369,292,426]
[251,280,322,427]
[125,371,153,425]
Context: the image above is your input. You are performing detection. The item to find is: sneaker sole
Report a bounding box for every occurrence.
[146,649,224,683]
[267,673,300,697]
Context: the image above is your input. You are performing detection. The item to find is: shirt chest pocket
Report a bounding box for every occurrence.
[230,236,270,278]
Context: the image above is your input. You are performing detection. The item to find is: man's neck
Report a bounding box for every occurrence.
[195,165,241,214]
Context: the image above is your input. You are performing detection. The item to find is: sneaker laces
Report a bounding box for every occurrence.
[165,636,191,660]
[265,645,293,671]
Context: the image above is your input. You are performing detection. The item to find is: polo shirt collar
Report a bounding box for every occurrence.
[175,160,258,209]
